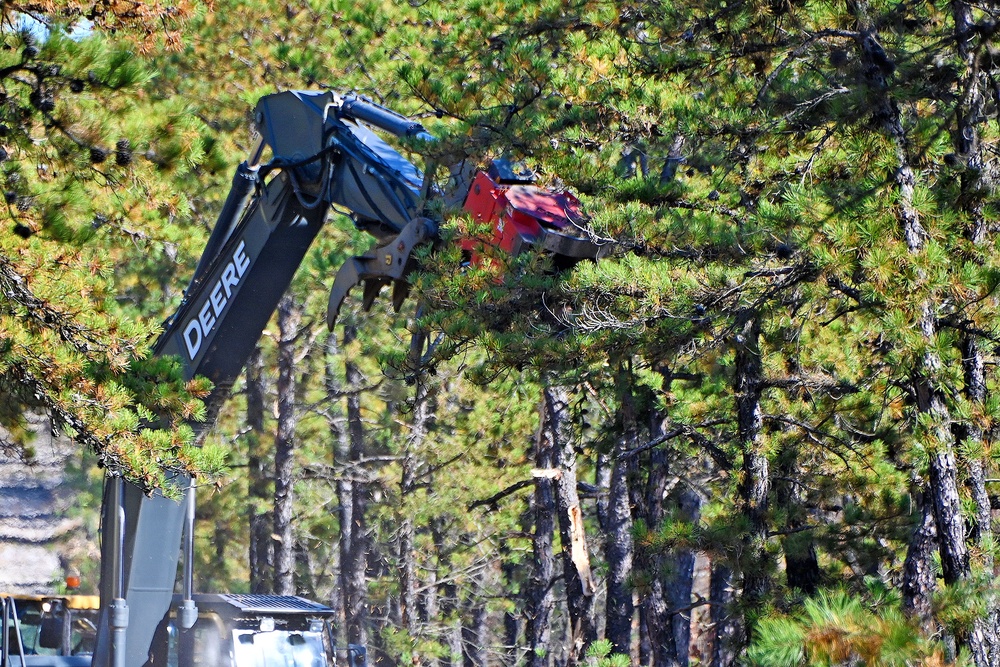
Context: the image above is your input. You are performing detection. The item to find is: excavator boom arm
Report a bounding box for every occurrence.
[91,87,609,667]
[93,90,434,667]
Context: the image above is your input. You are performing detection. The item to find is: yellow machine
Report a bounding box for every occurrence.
[2,594,100,664]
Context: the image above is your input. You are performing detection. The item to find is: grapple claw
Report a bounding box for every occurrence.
[326,217,438,329]
[361,278,389,311]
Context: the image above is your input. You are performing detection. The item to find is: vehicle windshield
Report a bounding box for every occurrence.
[6,600,97,656]
[231,630,327,667]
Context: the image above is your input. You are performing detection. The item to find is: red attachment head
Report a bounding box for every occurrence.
[461,171,598,266]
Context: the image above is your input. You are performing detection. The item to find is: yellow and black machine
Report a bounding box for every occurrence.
[1,593,100,666]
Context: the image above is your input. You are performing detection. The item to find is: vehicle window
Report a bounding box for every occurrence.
[11,602,56,656]
[232,630,326,667]
[69,610,98,656]
[193,621,228,667]
[161,617,230,667]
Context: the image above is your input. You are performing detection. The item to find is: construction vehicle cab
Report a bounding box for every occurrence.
[2,594,100,667]
[144,595,361,667]
[5,594,360,667]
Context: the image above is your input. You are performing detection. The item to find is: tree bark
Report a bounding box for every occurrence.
[462,599,487,667]
[500,554,520,667]
[733,311,769,615]
[709,563,741,667]
[273,295,300,595]
[549,385,597,663]
[400,380,432,642]
[442,579,463,667]
[605,455,634,657]
[951,4,999,662]
[854,7,969,588]
[245,345,273,594]
[901,488,937,634]
[640,443,669,667]
[854,12,988,661]
[527,387,557,667]
[331,324,369,647]
[605,365,635,658]
[664,488,700,667]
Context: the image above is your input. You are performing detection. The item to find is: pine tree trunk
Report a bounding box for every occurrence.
[400,381,432,640]
[500,554,520,667]
[709,563,740,667]
[665,488,700,667]
[605,366,635,658]
[854,13,985,660]
[549,385,597,663]
[951,4,999,662]
[462,600,487,667]
[528,387,557,667]
[734,311,769,614]
[604,456,633,657]
[854,5,969,586]
[927,450,969,586]
[326,333,348,645]
[640,446,669,667]
[246,345,273,594]
[273,295,300,595]
[334,324,369,647]
[425,554,440,667]
[429,518,450,667]
[398,510,416,626]
[901,489,937,633]
[295,539,317,599]
[959,335,992,553]
[443,580,463,667]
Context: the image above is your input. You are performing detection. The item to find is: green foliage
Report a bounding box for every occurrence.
[10,0,1000,664]
[586,639,630,667]
[748,590,954,667]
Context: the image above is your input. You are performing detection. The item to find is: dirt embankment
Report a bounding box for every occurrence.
[0,414,99,594]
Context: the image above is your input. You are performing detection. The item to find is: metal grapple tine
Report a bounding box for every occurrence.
[326,217,438,330]
[361,279,389,311]
[327,257,365,330]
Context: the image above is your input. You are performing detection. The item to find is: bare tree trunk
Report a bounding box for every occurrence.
[400,380,433,649]
[463,599,487,667]
[428,517,453,667]
[709,564,740,667]
[901,488,937,633]
[605,365,635,658]
[273,295,300,595]
[854,11,986,661]
[549,385,597,663]
[399,464,417,632]
[500,553,521,667]
[528,387,557,667]
[332,324,369,647]
[928,450,970,586]
[664,488,700,667]
[424,552,441,667]
[443,580,463,667]
[246,345,273,594]
[639,444,669,667]
[951,4,999,662]
[733,311,769,619]
[604,457,633,657]
[295,539,317,599]
[958,335,992,554]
